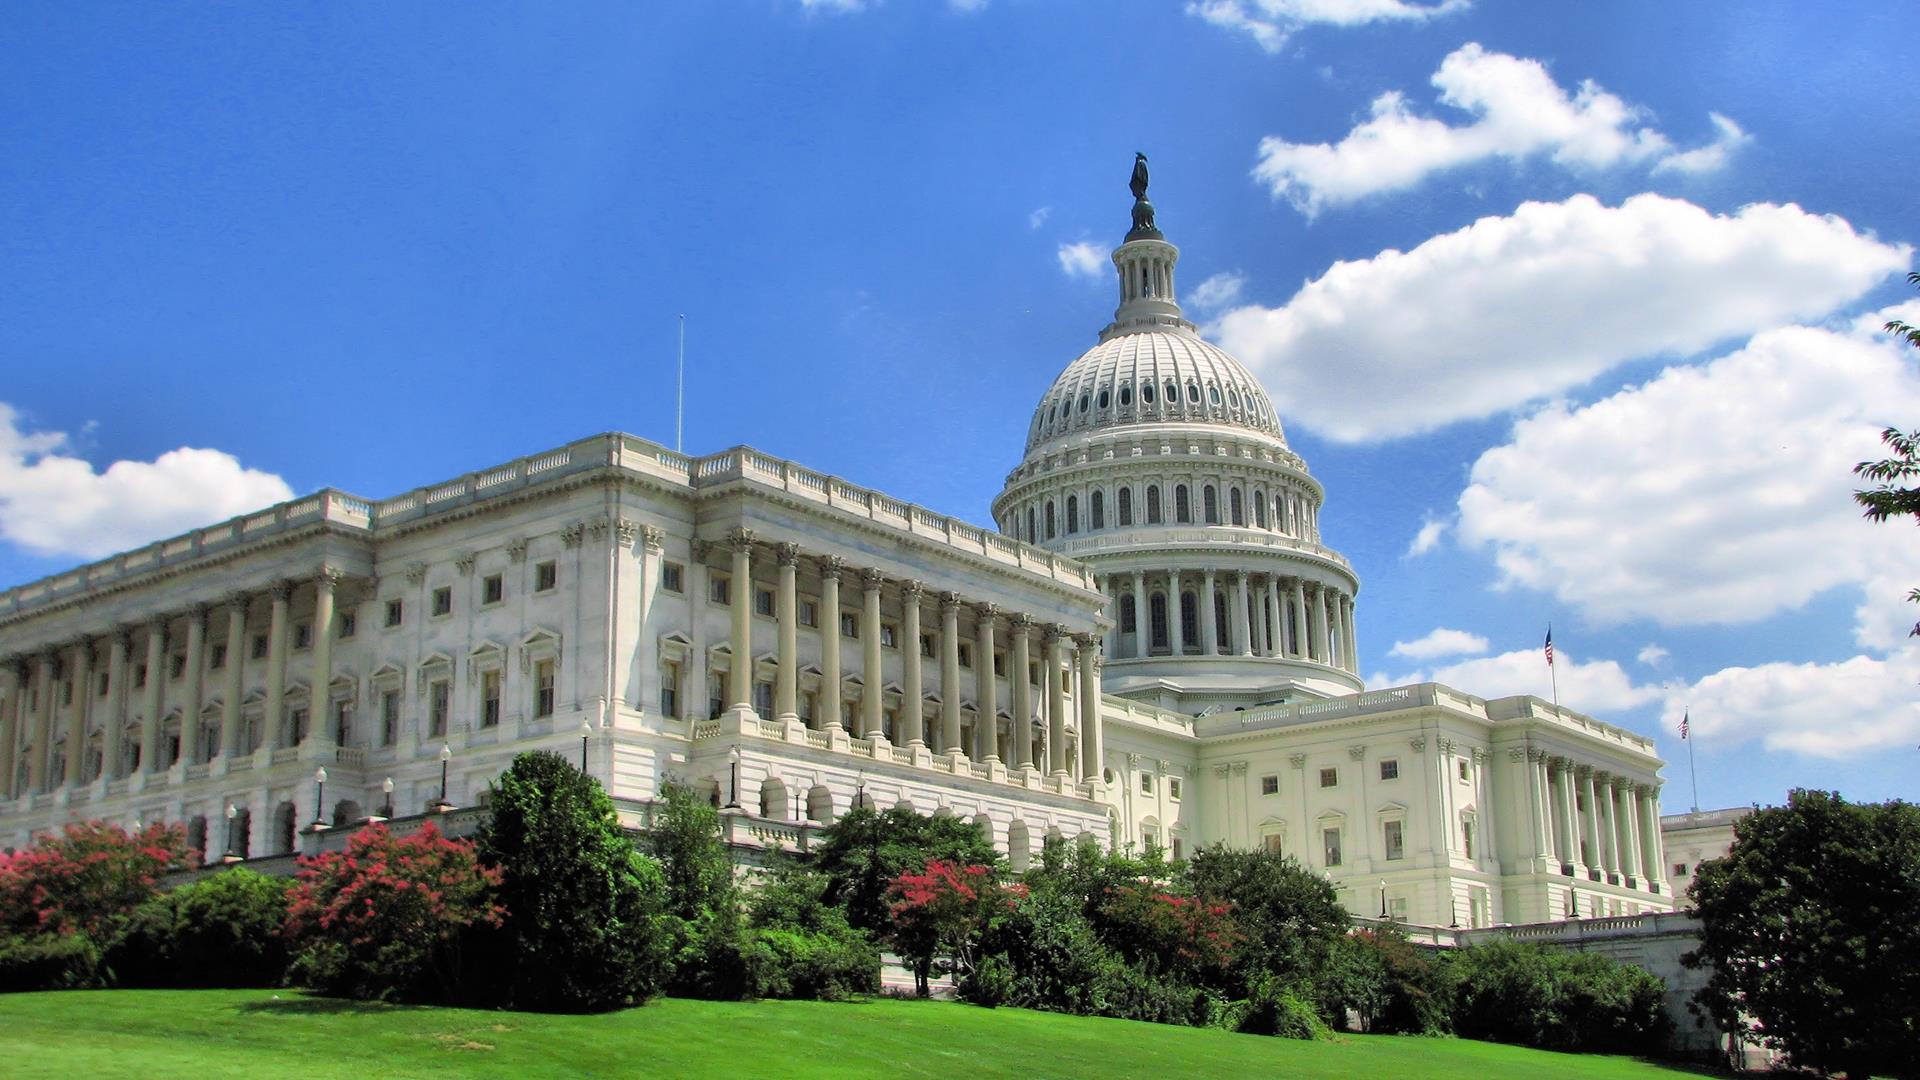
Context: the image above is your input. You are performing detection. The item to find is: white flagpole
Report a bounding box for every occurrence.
[676,314,686,454]
[1686,710,1700,813]
[1547,624,1559,709]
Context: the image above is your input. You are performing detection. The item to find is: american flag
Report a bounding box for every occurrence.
[1543,627,1554,667]
[1680,711,1689,740]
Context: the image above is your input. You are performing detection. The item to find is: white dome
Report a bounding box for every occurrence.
[1024,327,1286,455]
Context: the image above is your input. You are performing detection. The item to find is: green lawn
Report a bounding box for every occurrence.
[0,989,1719,1079]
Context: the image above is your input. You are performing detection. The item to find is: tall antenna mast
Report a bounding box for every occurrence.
[676,313,686,453]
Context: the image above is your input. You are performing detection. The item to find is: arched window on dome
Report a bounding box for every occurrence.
[1120,593,1137,634]
[1180,591,1199,653]
[1026,507,1036,543]
[1149,594,1169,652]
[1146,486,1162,524]
[1045,501,1056,540]
[1203,485,1219,525]
[1066,495,1079,534]
[1118,487,1134,526]
[1229,388,1241,410]
[1187,383,1201,404]
[1175,485,1191,524]
[1078,394,1090,414]
[1141,383,1155,405]
[1098,388,1110,410]
[1208,385,1221,406]
[1230,488,1245,526]
[1254,489,1269,529]
[1091,490,1105,530]
[1164,381,1178,405]
[1119,384,1132,408]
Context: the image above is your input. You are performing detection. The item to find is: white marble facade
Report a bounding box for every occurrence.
[0,182,1673,927]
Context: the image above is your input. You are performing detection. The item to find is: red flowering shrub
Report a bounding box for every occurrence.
[0,821,193,941]
[1098,884,1240,982]
[887,860,1025,996]
[285,822,504,1002]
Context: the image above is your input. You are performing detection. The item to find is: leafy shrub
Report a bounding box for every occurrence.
[1184,845,1347,999]
[0,933,99,992]
[473,751,669,1011]
[1238,974,1333,1040]
[0,822,193,941]
[979,887,1116,1016]
[1318,928,1450,1035]
[958,954,1015,1007]
[1096,883,1239,984]
[812,806,999,933]
[285,822,504,1002]
[750,926,881,1000]
[887,860,1023,996]
[1446,939,1668,1052]
[105,869,290,988]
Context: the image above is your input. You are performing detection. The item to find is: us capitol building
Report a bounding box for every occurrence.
[0,162,1672,926]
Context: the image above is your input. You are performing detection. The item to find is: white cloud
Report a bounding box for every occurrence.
[1636,644,1670,668]
[948,0,989,10]
[1380,646,1662,714]
[1056,241,1106,280]
[1028,206,1051,230]
[1661,645,1920,758]
[1405,514,1447,557]
[0,403,293,561]
[1252,44,1740,215]
[1456,306,1920,633]
[1188,0,1468,54]
[1187,271,1246,313]
[1652,112,1752,176]
[1210,193,1910,443]
[799,0,868,11]
[1387,627,1488,660]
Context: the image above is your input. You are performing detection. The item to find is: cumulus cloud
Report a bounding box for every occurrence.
[1056,241,1106,280]
[1661,646,1920,758]
[0,403,293,561]
[1456,307,1920,633]
[1253,44,1741,215]
[1636,644,1670,668]
[1187,271,1247,313]
[1210,193,1910,443]
[1028,206,1051,230]
[1652,113,1752,176]
[1405,514,1447,557]
[1380,646,1662,714]
[1189,0,1468,54]
[1387,627,1488,660]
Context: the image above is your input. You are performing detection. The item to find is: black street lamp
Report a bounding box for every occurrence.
[580,719,593,773]
[1450,899,1461,930]
[723,747,741,810]
[224,803,239,862]
[311,767,329,830]
[435,743,452,812]
[794,784,806,823]
[1379,878,1389,921]
[379,777,394,821]
[1569,888,1581,919]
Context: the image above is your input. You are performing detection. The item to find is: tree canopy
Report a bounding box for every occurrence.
[1853,271,1920,635]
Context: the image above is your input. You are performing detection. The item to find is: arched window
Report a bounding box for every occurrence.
[1175,485,1191,524]
[1203,485,1219,524]
[1118,487,1134,526]
[1066,495,1079,534]
[1142,382,1155,405]
[1098,388,1110,409]
[1229,388,1241,409]
[1230,487,1245,526]
[1254,489,1269,528]
[1164,381,1178,405]
[1026,507,1035,542]
[1213,590,1230,648]
[1180,591,1199,650]
[1187,383,1200,403]
[1078,393,1090,414]
[1091,490,1105,530]
[1119,384,1132,407]
[1150,594,1169,651]
[1146,485,1163,524]
[1045,501,1056,540]
[1120,593,1137,633]
[1208,385,1221,405]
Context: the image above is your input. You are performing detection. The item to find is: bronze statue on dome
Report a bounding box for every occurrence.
[1127,152,1161,240]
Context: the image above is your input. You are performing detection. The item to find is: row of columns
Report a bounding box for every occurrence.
[719,529,1104,781]
[1104,569,1357,673]
[0,570,343,800]
[1521,749,1664,892]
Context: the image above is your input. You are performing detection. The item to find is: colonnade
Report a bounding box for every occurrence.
[718,529,1104,782]
[1518,749,1665,893]
[1099,568,1357,674]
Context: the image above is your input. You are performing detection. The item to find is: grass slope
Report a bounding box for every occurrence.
[0,990,1719,1079]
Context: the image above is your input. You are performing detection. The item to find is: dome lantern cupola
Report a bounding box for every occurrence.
[1103,153,1191,342]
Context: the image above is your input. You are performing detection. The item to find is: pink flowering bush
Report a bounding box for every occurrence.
[285,822,504,1002]
[887,859,1025,996]
[0,821,194,941]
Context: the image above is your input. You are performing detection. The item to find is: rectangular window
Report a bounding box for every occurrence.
[1171,838,1184,860]
[293,623,311,649]
[1457,758,1470,782]
[755,587,776,617]
[289,707,308,745]
[1384,820,1405,861]
[339,612,357,639]
[134,664,147,689]
[708,675,724,720]
[958,643,972,669]
[1263,834,1285,855]
[1673,862,1689,878]
[799,599,818,627]
[1140,773,1154,795]
[1260,774,1279,796]
[1389,897,1409,921]
[880,623,898,649]
[381,689,400,746]
[709,575,730,605]
[662,563,685,593]
[753,681,774,716]
[432,587,452,617]
[98,672,109,695]
[920,634,935,658]
[659,681,678,719]
[429,680,450,738]
[1379,758,1399,780]
[840,611,859,638]
[483,574,504,605]
[1322,828,1343,867]
[535,660,556,718]
[385,598,404,627]
[1169,777,1182,800]
[993,651,1005,676]
[62,680,73,705]
[535,561,557,592]
[252,634,268,660]
[1462,818,1476,860]
[170,654,186,679]
[481,670,501,727]
[1319,766,1338,788]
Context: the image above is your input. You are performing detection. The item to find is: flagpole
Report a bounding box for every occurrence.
[1546,624,1559,709]
[1686,709,1700,813]
[675,314,685,454]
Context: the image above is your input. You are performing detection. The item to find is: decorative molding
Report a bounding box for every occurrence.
[690,538,711,561]
[774,542,800,568]
[454,552,477,576]
[816,555,844,581]
[1347,744,1366,761]
[899,578,924,602]
[561,522,586,549]
[1229,761,1247,776]
[506,538,529,563]
[316,566,345,588]
[725,526,754,554]
[641,524,665,552]
[861,567,886,592]
[615,518,642,546]
[268,580,294,603]
[405,563,428,586]
[1288,753,1306,769]
[1409,736,1427,752]
[939,591,961,614]
[1212,764,1231,779]
[1507,748,1526,763]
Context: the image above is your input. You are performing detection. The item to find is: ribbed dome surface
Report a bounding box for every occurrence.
[1024,328,1286,454]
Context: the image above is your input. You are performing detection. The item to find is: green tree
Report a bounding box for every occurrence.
[644,781,753,997]
[1184,845,1348,998]
[1853,271,1920,635]
[0,821,194,943]
[474,751,670,1011]
[105,868,291,988]
[1685,790,1920,1077]
[809,805,998,932]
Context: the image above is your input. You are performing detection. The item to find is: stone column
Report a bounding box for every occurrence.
[0,665,17,799]
[818,556,843,730]
[64,639,91,787]
[1549,759,1575,869]
[220,594,247,758]
[179,606,208,764]
[1529,750,1553,865]
[860,569,885,738]
[1232,572,1253,657]
[939,592,962,753]
[1617,781,1642,883]
[1308,584,1329,662]
[1254,581,1272,656]
[1342,595,1359,672]
[264,582,291,749]
[1565,760,1589,871]
[1267,579,1285,659]
[1131,571,1149,659]
[28,654,55,791]
[1579,768,1604,875]
[139,619,166,773]
[727,531,754,712]
[1638,786,1665,892]
[975,604,998,760]
[1327,594,1345,670]
[1010,615,1033,770]
[900,581,924,746]
[307,572,338,750]
[1166,571,1184,657]
[1598,774,1622,881]
[1076,634,1099,781]
[1045,629,1067,776]
[1199,569,1218,655]
[1290,579,1308,660]
[774,544,799,722]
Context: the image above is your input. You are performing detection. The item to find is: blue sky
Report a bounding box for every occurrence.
[3,1,1917,810]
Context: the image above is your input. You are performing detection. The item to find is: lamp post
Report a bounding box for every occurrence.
[380,777,394,821]
[435,743,452,812]
[1569,888,1580,919]
[1450,899,1461,930]
[1379,878,1389,921]
[312,767,329,830]
[580,719,593,773]
[724,746,741,810]
[794,785,806,823]
[224,803,239,862]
